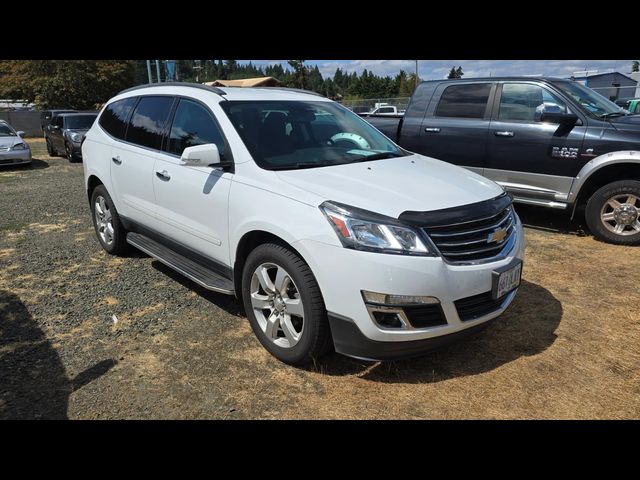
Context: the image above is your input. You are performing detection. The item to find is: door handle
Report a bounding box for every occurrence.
[111,156,122,165]
[494,131,514,137]
[424,127,441,133]
[155,170,171,181]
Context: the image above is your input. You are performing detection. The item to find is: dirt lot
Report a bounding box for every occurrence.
[1,138,638,419]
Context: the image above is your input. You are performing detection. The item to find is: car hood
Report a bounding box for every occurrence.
[66,128,89,134]
[275,154,504,218]
[609,114,640,128]
[0,136,22,148]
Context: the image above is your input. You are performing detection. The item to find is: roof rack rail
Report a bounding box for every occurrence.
[117,82,227,97]
[252,86,324,97]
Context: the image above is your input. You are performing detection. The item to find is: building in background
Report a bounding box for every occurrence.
[570,70,638,101]
[204,77,282,88]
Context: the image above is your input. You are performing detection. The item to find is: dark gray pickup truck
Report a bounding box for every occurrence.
[367,77,640,245]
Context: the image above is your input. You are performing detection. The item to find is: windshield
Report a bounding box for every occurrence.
[65,114,97,130]
[555,81,625,118]
[0,124,16,136]
[220,100,407,170]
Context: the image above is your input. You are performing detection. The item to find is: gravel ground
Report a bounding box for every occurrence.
[1,138,639,419]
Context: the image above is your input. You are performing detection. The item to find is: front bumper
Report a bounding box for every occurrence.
[294,215,525,360]
[0,148,32,166]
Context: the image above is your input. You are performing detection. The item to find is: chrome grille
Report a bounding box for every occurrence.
[0,146,11,152]
[423,205,516,263]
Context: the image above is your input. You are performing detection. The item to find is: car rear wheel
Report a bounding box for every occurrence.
[585,180,640,246]
[90,185,128,255]
[241,243,332,365]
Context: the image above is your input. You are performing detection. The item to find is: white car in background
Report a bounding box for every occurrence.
[0,120,31,167]
[82,83,524,365]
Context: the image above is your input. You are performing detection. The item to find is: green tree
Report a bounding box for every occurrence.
[0,60,136,109]
[447,66,464,79]
[633,61,639,73]
[287,60,307,89]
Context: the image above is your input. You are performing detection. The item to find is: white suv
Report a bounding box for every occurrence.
[82,82,525,365]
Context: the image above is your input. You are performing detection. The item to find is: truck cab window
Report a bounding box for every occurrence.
[435,83,492,119]
[498,83,567,122]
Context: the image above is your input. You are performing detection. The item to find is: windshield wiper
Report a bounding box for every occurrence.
[270,162,336,170]
[599,111,628,119]
[352,152,404,162]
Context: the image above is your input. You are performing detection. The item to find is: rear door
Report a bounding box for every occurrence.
[109,95,174,227]
[152,97,233,267]
[485,81,587,203]
[419,81,496,174]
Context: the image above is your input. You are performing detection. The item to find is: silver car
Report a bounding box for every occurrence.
[0,120,32,167]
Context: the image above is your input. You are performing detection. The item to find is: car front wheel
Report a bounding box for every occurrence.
[585,180,640,245]
[241,243,332,365]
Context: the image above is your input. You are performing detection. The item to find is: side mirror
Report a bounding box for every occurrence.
[535,103,578,125]
[180,143,221,167]
[16,131,25,137]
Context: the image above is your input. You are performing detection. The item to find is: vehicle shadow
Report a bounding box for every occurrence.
[151,261,245,316]
[513,203,588,236]
[305,280,562,384]
[0,290,117,419]
[29,159,50,170]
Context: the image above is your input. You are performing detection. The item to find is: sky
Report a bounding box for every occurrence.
[238,60,636,80]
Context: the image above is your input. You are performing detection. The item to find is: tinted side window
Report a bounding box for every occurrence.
[99,97,137,139]
[498,83,567,122]
[125,96,174,150]
[435,83,492,119]
[167,99,225,156]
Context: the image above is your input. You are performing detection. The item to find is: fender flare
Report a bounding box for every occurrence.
[567,150,640,204]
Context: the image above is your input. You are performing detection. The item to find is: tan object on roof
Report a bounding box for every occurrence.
[204,76,282,88]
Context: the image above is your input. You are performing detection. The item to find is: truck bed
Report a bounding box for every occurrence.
[364,115,402,141]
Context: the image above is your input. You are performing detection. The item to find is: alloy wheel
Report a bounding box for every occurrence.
[94,195,114,245]
[250,262,304,348]
[600,194,640,236]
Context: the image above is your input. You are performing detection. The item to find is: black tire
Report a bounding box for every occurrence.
[90,185,128,255]
[45,137,56,156]
[241,243,332,365]
[65,142,76,162]
[585,179,640,246]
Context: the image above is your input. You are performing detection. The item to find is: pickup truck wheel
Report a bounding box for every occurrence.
[585,180,640,245]
[90,185,128,255]
[241,243,332,365]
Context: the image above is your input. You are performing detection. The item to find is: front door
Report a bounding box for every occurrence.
[419,82,496,174]
[152,97,232,267]
[485,82,587,203]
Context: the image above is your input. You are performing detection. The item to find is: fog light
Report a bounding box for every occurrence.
[372,311,404,329]
[361,290,439,305]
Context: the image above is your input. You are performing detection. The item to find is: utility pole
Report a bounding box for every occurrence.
[155,60,162,83]
[415,60,419,90]
[146,60,152,83]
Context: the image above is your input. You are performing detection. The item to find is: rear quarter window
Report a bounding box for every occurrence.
[99,97,138,140]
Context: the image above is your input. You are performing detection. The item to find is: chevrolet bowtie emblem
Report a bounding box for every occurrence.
[488,228,507,243]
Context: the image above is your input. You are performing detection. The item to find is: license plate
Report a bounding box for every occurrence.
[492,260,522,299]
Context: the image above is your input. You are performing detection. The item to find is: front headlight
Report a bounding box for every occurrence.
[70,132,83,143]
[11,142,28,151]
[320,201,434,256]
